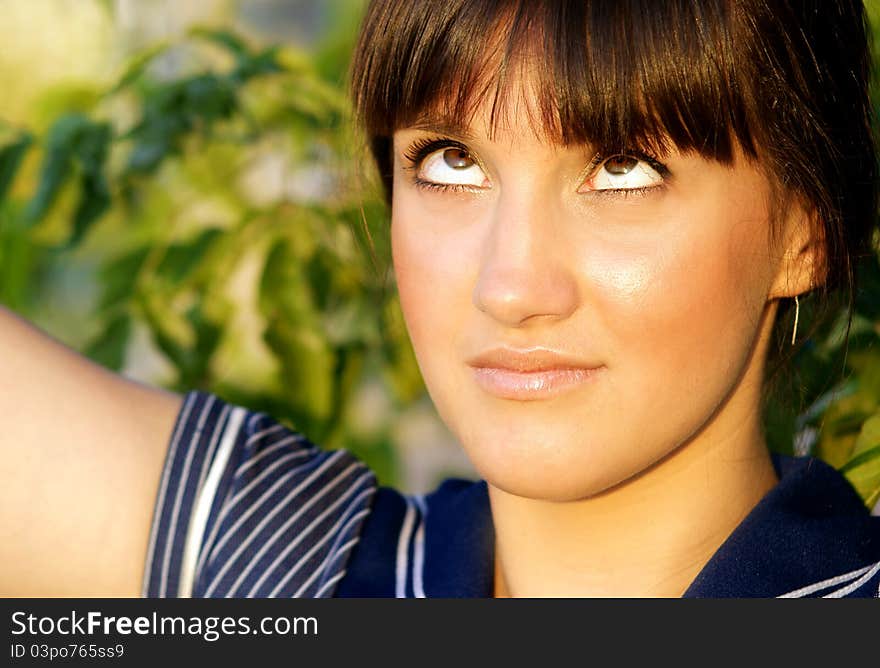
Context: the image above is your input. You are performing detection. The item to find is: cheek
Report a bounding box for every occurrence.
[583,202,773,399]
[390,192,478,360]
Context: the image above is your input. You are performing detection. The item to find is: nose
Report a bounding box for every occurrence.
[472,188,579,327]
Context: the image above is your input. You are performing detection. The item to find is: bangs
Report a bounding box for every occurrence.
[351,0,758,170]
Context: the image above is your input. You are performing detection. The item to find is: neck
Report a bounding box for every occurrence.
[489,310,782,598]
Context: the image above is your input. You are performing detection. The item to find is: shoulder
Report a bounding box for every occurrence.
[143,391,377,598]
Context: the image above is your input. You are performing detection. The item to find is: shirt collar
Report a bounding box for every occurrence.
[340,455,879,597]
[683,455,880,597]
[422,479,494,597]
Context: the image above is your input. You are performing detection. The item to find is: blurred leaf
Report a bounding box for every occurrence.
[334,345,366,414]
[322,297,380,347]
[70,170,111,246]
[138,290,195,384]
[123,74,238,176]
[23,114,113,244]
[816,400,875,468]
[139,289,227,390]
[126,139,170,174]
[322,344,368,449]
[184,75,237,125]
[96,247,149,311]
[84,313,131,370]
[848,348,880,398]
[380,297,424,404]
[840,444,880,510]
[345,431,399,487]
[24,114,87,224]
[259,237,318,319]
[281,74,347,129]
[69,121,112,246]
[0,202,40,309]
[190,28,284,83]
[305,247,336,309]
[339,201,392,275]
[186,298,227,384]
[854,412,880,456]
[156,228,225,286]
[259,238,337,434]
[190,27,252,60]
[232,47,284,82]
[0,133,32,203]
[263,316,335,435]
[109,42,172,94]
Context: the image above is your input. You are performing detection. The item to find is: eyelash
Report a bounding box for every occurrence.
[401,136,671,197]
[581,152,671,199]
[402,137,483,193]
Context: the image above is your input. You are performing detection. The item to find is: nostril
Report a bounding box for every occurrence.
[472,265,579,327]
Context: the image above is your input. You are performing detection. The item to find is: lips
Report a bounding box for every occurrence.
[466,348,604,400]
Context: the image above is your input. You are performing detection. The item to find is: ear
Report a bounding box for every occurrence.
[767,201,826,300]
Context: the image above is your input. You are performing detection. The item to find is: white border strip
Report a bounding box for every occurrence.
[778,563,873,598]
[177,406,247,597]
[412,495,427,598]
[823,559,880,598]
[395,498,416,598]
[141,392,196,596]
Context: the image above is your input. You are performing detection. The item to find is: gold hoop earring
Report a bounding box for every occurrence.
[791,295,800,346]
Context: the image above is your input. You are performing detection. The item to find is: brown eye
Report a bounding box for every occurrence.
[414,142,488,188]
[604,155,639,175]
[579,152,665,193]
[443,148,474,169]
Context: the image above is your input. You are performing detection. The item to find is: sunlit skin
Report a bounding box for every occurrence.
[390,85,821,596]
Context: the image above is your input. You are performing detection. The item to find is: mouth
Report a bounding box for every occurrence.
[469,367,602,400]
[466,347,604,401]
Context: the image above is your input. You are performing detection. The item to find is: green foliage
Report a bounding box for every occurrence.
[115,33,283,179]
[0,27,420,484]
[24,113,111,235]
[0,22,879,503]
[0,132,32,202]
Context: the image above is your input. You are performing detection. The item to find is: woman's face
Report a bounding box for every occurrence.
[390,90,803,501]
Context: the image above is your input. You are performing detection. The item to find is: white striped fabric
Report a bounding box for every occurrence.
[142,391,377,598]
[394,497,417,598]
[778,559,880,598]
[412,495,428,598]
[178,405,247,597]
[394,494,428,598]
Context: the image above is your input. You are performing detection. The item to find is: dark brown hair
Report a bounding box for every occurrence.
[350,0,877,380]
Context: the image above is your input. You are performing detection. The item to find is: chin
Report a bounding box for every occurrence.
[456,422,651,502]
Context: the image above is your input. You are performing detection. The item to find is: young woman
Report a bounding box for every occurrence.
[1,0,879,597]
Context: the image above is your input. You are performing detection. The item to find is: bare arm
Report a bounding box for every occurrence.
[0,306,183,596]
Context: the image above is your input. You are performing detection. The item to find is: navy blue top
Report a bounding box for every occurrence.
[144,391,880,598]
